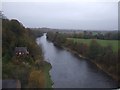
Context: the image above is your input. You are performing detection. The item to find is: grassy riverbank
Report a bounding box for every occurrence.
[44,62,53,88]
[66,38,119,83]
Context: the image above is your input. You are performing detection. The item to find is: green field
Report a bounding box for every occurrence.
[67,38,119,52]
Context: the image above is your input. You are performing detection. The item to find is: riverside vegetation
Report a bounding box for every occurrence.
[2,19,52,88]
[47,31,120,87]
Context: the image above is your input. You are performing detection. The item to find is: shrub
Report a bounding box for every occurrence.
[28,70,45,88]
[87,39,102,60]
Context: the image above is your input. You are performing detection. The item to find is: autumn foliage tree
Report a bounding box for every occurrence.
[87,40,102,60]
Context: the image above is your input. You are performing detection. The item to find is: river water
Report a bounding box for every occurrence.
[37,33,118,88]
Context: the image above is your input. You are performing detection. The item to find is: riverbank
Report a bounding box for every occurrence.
[43,61,53,88]
[46,32,119,87]
[54,43,119,87]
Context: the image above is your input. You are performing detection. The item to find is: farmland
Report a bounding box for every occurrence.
[67,38,119,52]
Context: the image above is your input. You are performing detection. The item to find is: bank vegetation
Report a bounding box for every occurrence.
[47,31,120,87]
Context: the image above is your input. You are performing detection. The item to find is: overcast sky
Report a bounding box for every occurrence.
[2,0,119,30]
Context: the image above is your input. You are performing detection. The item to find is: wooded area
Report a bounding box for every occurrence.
[2,19,52,88]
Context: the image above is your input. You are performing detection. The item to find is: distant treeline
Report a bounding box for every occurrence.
[72,31,120,40]
[47,31,120,87]
[31,27,119,40]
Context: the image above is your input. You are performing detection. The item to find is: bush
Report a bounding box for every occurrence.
[87,39,102,60]
[28,70,45,88]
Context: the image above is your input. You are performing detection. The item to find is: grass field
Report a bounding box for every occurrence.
[67,38,119,52]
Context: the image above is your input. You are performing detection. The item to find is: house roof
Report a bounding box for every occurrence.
[15,47,27,52]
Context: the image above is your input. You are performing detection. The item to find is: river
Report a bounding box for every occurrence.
[37,33,118,88]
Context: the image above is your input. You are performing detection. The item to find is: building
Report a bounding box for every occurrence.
[15,47,29,56]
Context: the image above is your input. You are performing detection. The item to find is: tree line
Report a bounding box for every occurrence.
[66,31,120,40]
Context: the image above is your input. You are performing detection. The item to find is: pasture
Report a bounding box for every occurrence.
[67,38,119,52]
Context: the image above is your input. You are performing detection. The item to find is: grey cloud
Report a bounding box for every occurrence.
[2,2,118,30]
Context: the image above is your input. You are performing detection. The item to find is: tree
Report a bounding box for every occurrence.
[88,39,102,60]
